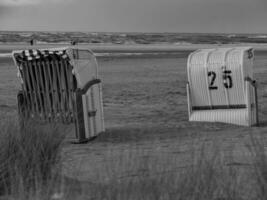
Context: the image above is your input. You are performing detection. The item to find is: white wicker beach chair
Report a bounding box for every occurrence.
[187,47,258,126]
[12,47,105,143]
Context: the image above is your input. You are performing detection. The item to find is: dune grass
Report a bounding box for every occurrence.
[72,144,245,200]
[66,135,267,200]
[0,119,65,200]
[0,118,266,199]
[61,136,266,200]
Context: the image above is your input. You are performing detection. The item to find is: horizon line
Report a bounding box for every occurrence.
[0,30,267,35]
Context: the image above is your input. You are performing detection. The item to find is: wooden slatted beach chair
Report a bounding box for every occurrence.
[187,47,258,126]
[12,47,105,143]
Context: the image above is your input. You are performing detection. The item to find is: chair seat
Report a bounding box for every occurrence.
[189,109,249,126]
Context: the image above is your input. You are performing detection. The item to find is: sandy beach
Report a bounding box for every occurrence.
[1,0,267,196]
[1,44,267,188]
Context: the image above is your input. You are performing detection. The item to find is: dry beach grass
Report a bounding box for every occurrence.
[0,44,267,199]
[0,119,65,199]
[0,119,267,199]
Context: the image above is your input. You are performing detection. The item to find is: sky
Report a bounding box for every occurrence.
[0,0,267,33]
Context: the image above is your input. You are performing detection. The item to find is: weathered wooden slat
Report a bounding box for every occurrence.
[65,61,74,119]
[45,58,56,119]
[53,57,65,122]
[32,59,45,119]
[58,59,67,122]
[22,62,32,116]
[26,61,38,116]
[68,60,76,122]
[50,58,61,121]
[59,58,70,122]
[40,59,52,120]
[29,60,42,117]
[36,59,48,120]
[61,58,70,122]
[62,60,72,122]
[19,63,31,117]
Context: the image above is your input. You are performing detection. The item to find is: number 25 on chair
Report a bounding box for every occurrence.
[186,47,258,126]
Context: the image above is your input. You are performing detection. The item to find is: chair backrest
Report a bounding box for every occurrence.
[13,48,79,123]
[187,47,254,110]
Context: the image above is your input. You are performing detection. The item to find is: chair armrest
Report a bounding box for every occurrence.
[77,79,101,94]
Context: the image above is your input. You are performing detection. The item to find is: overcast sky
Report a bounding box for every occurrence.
[0,0,267,33]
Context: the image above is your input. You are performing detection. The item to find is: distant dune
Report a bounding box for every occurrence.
[1,43,267,57]
[1,31,267,45]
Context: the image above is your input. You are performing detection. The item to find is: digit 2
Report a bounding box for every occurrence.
[208,71,218,90]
